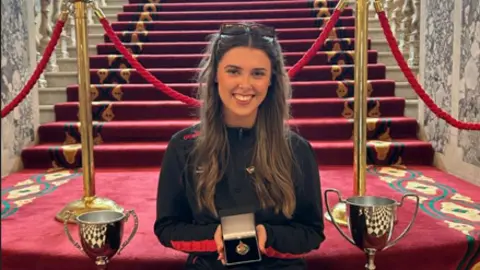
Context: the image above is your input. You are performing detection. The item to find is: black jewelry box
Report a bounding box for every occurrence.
[220,212,262,266]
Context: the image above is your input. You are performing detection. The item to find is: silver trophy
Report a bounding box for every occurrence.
[63,210,139,269]
[325,189,419,270]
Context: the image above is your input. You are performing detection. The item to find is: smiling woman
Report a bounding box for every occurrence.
[217,46,272,128]
[154,22,325,270]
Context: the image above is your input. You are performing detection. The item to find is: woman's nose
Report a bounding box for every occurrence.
[239,75,253,88]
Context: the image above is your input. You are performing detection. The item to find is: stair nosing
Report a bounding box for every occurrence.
[39,80,411,91]
[24,139,433,150]
[45,65,403,76]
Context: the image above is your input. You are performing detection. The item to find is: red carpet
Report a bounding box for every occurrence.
[18,0,436,169]
[4,0,480,269]
[1,166,479,269]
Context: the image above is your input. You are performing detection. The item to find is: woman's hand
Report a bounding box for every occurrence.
[215,224,268,265]
[214,225,226,264]
[256,224,267,254]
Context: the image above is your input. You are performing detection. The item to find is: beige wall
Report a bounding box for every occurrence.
[419,0,480,185]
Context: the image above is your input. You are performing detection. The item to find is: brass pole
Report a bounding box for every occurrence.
[325,0,370,226]
[75,0,96,199]
[352,0,369,196]
[56,0,123,223]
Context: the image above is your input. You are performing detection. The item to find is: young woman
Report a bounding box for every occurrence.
[154,22,325,270]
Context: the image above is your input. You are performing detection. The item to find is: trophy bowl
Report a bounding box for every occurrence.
[324,189,419,270]
[63,209,139,270]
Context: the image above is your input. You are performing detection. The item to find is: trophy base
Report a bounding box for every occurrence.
[324,201,348,226]
[56,196,124,223]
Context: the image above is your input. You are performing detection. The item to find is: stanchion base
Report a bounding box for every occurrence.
[325,202,348,226]
[55,196,124,223]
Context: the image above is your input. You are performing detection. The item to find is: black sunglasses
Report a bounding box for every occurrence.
[219,23,276,39]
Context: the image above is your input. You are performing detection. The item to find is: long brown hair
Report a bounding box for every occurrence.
[192,23,296,218]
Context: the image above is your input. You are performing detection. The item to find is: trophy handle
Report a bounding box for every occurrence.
[117,209,139,255]
[324,189,355,246]
[63,211,84,254]
[384,193,420,250]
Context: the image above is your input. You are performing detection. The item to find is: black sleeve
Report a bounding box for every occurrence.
[262,139,325,259]
[153,136,219,255]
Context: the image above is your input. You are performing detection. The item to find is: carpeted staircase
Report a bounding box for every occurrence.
[20,0,434,170]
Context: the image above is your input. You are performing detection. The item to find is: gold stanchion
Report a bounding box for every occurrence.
[325,0,370,226]
[56,0,123,223]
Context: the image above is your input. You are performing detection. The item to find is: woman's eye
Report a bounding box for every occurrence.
[227,69,240,75]
[253,71,265,77]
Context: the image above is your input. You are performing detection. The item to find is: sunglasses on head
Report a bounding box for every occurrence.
[219,23,276,39]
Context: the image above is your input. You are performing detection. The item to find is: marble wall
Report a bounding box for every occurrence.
[1,0,39,177]
[422,0,454,154]
[419,0,480,185]
[458,0,480,167]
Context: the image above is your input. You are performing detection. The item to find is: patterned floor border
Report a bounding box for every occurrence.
[1,166,478,268]
[367,166,480,270]
[1,168,81,219]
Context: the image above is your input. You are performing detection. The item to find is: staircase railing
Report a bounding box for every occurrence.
[381,0,420,67]
[349,0,420,67]
[34,0,107,88]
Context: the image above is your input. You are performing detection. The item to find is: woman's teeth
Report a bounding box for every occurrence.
[233,94,253,101]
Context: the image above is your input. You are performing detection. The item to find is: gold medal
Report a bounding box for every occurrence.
[235,240,250,255]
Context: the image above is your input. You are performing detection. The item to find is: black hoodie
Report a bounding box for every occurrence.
[154,124,325,270]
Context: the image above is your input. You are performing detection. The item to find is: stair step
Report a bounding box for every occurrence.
[39,81,417,108]
[59,51,404,71]
[96,5,123,15]
[52,97,405,121]
[64,80,396,101]
[75,28,390,51]
[105,0,134,4]
[98,37,365,53]
[38,117,418,144]
[64,38,393,61]
[116,8,354,21]
[104,28,357,43]
[110,17,354,31]
[122,1,341,12]
[45,66,414,88]
[404,99,419,119]
[117,1,384,14]
[21,139,433,169]
[128,0,312,3]
[39,103,420,127]
[59,51,402,70]
[46,65,420,88]
[87,64,386,84]
[86,16,385,35]
[88,51,378,69]
[106,0,381,13]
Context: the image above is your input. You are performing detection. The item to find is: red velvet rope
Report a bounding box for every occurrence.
[377,11,480,130]
[288,8,342,78]
[1,19,66,118]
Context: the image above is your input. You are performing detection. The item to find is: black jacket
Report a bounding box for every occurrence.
[154,124,325,269]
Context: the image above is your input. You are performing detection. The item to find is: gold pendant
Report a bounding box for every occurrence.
[235,240,250,255]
